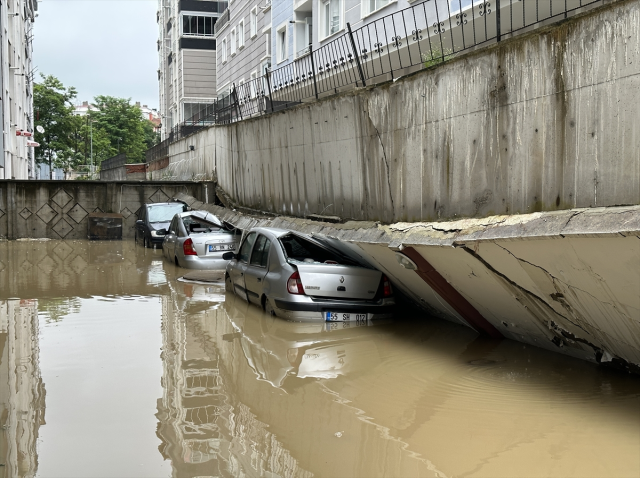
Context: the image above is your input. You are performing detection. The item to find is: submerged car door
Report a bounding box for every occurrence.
[230,231,257,300]
[244,234,272,305]
[164,217,179,259]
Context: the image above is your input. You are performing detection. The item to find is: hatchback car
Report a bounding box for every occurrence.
[223,227,395,321]
[162,210,241,269]
[135,202,186,248]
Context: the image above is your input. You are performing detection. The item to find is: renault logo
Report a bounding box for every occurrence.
[339,276,345,283]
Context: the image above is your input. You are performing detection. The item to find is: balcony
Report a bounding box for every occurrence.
[179,0,228,13]
[213,8,229,35]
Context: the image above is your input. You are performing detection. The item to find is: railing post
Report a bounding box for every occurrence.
[346,23,366,87]
[264,69,275,113]
[496,0,501,42]
[232,83,243,121]
[308,47,319,100]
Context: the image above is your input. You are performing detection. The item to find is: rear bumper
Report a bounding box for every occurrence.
[273,298,395,321]
[274,299,395,314]
[181,255,230,270]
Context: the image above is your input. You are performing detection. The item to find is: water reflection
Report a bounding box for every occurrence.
[0,240,639,477]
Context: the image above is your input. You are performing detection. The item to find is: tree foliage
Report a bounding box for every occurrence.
[34,75,77,175]
[33,75,159,176]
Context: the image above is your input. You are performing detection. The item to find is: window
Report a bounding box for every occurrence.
[221,37,227,62]
[264,32,271,56]
[364,0,389,16]
[249,235,271,267]
[250,7,257,38]
[276,24,287,63]
[321,0,342,39]
[184,103,214,122]
[182,15,217,37]
[250,71,258,97]
[238,232,257,263]
[238,19,245,48]
[230,28,237,55]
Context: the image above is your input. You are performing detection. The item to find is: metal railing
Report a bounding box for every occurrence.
[155,0,613,150]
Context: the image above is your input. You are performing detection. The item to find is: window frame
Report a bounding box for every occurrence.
[275,23,288,64]
[238,19,245,49]
[361,0,395,18]
[221,37,228,63]
[230,27,237,56]
[319,0,344,41]
[250,7,258,38]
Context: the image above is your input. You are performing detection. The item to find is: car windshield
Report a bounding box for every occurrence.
[148,204,184,223]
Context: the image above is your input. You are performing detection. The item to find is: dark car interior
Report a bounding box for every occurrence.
[279,234,358,266]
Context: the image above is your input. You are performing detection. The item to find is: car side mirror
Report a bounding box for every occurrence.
[135,219,143,225]
[222,252,235,261]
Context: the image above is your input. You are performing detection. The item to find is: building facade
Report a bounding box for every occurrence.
[213,0,271,98]
[157,0,227,139]
[0,0,37,180]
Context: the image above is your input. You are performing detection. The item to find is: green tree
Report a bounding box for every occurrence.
[90,96,148,163]
[33,75,78,178]
[143,120,160,149]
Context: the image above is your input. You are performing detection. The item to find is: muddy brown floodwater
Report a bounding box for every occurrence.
[0,240,639,478]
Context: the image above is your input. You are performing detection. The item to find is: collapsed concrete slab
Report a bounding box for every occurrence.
[175,192,640,374]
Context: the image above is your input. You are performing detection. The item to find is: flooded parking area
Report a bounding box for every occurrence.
[1,240,639,478]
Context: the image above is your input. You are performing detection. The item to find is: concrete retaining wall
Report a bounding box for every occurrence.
[0,180,215,240]
[175,192,640,374]
[166,0,640,223]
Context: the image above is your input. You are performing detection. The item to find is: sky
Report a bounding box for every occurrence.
[33,0,159,109]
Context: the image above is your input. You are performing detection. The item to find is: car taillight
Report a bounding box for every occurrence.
[287,271,305,295]
[183,238,197,256]
[382,275,393,297]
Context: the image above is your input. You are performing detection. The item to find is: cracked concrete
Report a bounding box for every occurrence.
[176,191,640,373]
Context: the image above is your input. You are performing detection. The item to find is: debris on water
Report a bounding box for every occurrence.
[334,431,344,438]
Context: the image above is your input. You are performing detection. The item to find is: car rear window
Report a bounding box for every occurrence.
[279,234,357,265]
[182,215,223,234]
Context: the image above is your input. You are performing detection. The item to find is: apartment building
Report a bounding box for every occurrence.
[157,0,227,139]
[213,0,272,98]
[0,0,37,179]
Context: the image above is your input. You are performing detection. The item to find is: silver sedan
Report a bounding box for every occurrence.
[223,227,395,321]
[161,211,240,269]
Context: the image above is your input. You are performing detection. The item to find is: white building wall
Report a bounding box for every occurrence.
[0,0,37,180]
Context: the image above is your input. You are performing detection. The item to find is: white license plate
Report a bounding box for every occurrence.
[325,312,367,322]
[208,244,234,252]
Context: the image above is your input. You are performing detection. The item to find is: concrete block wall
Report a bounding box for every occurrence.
[0,180,215,240]
[167,0,640,223]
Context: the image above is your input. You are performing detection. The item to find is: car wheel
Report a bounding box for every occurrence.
[174,256,180,267]
[264,297,275,316]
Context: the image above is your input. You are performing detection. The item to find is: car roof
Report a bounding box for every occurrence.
[145,202,182,207]
[249,227,295,239]
[175,210,223,226]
